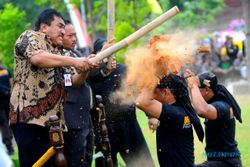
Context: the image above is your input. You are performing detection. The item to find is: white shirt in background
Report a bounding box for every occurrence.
[0,133,13,167]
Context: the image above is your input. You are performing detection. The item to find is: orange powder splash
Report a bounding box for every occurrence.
[112,33,195,104]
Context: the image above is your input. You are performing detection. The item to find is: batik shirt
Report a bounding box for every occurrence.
[10,30,67,127]
[61,49,75,75]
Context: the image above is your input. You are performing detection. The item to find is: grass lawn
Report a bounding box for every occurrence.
[11,94,250,167]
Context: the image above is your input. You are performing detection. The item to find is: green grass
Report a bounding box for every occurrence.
[11,147,19,167]
[234,95,250,166]
[11,94,250,167]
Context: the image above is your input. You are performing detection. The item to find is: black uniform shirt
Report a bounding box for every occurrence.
[64,82,92,129]
[157,102,194,167]
[63,50,92,130]
[205,95,240,160]
[92,64,135,123]
[0,67,11,101]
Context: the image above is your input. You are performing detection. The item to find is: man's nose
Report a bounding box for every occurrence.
[61,28,65,35]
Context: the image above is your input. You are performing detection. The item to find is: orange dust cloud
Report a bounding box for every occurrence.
[112,33,195,105]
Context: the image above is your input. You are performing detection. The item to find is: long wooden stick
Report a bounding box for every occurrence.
[89,6,180,63]
[106,0,115,68]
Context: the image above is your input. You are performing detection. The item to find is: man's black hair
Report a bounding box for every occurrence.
[34,8,64,31]
[64,19,71,25]
[157,73,204,142]
[92,38,107,54]
[198,72,242,123]
[198,72,217,89]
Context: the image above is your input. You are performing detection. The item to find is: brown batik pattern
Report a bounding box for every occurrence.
[10,84,66,124]
[10,30,66,126]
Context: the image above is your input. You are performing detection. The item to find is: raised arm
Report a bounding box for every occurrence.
[30,51,91,72]
[31,51,93,88]
[185,69,217,120]
[135,89,162,119]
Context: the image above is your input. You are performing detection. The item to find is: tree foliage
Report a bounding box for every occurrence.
[158,0,224,28]
[0,0,70,27]
[0,3,29,72]
[0,0,46,26]
[89,0,224,63]
[0,0,225,66]
[91,0,153,62]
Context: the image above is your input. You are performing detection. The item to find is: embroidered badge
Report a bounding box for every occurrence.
[229,107,234,119]
[0,69,8,76]
[183,116,191,129]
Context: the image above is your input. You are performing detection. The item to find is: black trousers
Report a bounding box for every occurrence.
[95,117,155,167]
[0,102,13,153]
[11,123,54,167]
[64,127,94,167]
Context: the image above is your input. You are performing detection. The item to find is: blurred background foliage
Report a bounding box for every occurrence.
[0,3,29,72]
[0,0,224,71]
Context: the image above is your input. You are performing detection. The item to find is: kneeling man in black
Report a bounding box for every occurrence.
[136,73,204,167]
[185,70,242,167]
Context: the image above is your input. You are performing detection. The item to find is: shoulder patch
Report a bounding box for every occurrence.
[229,107,234,119]
[183,116,191,129]
[0,69,9,76]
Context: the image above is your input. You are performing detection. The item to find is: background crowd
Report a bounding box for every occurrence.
[191,19,247,84]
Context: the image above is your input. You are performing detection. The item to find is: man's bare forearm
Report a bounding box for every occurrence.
[72,71,89,88]
[190,85,210,116]
[30,51,76,68]
[136,89,162,118]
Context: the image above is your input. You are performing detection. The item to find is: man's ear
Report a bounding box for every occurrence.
[205,87,210,94]
[39,23,48,33]
[163,88,169,96]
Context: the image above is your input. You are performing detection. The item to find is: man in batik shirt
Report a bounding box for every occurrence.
[10,9,92,167]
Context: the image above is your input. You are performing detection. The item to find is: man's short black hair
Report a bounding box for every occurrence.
[34,8,64,31]
[198,72,217,89]
[156,73,205,142]
[92,38,107,54]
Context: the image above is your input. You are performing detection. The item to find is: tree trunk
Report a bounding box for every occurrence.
[132,0,138,29]
[241,0,250,80]
[86,0,97,43]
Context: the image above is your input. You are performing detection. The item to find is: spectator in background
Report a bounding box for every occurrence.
[214,54,232,74]
[211,32,223,56]
[210,34,221,66]
[194,46,218,74]
[224,36,238,65]
[233,54,247,79]
[0,60,14,155]
[200,53,218,73]
[213,54,233,85]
